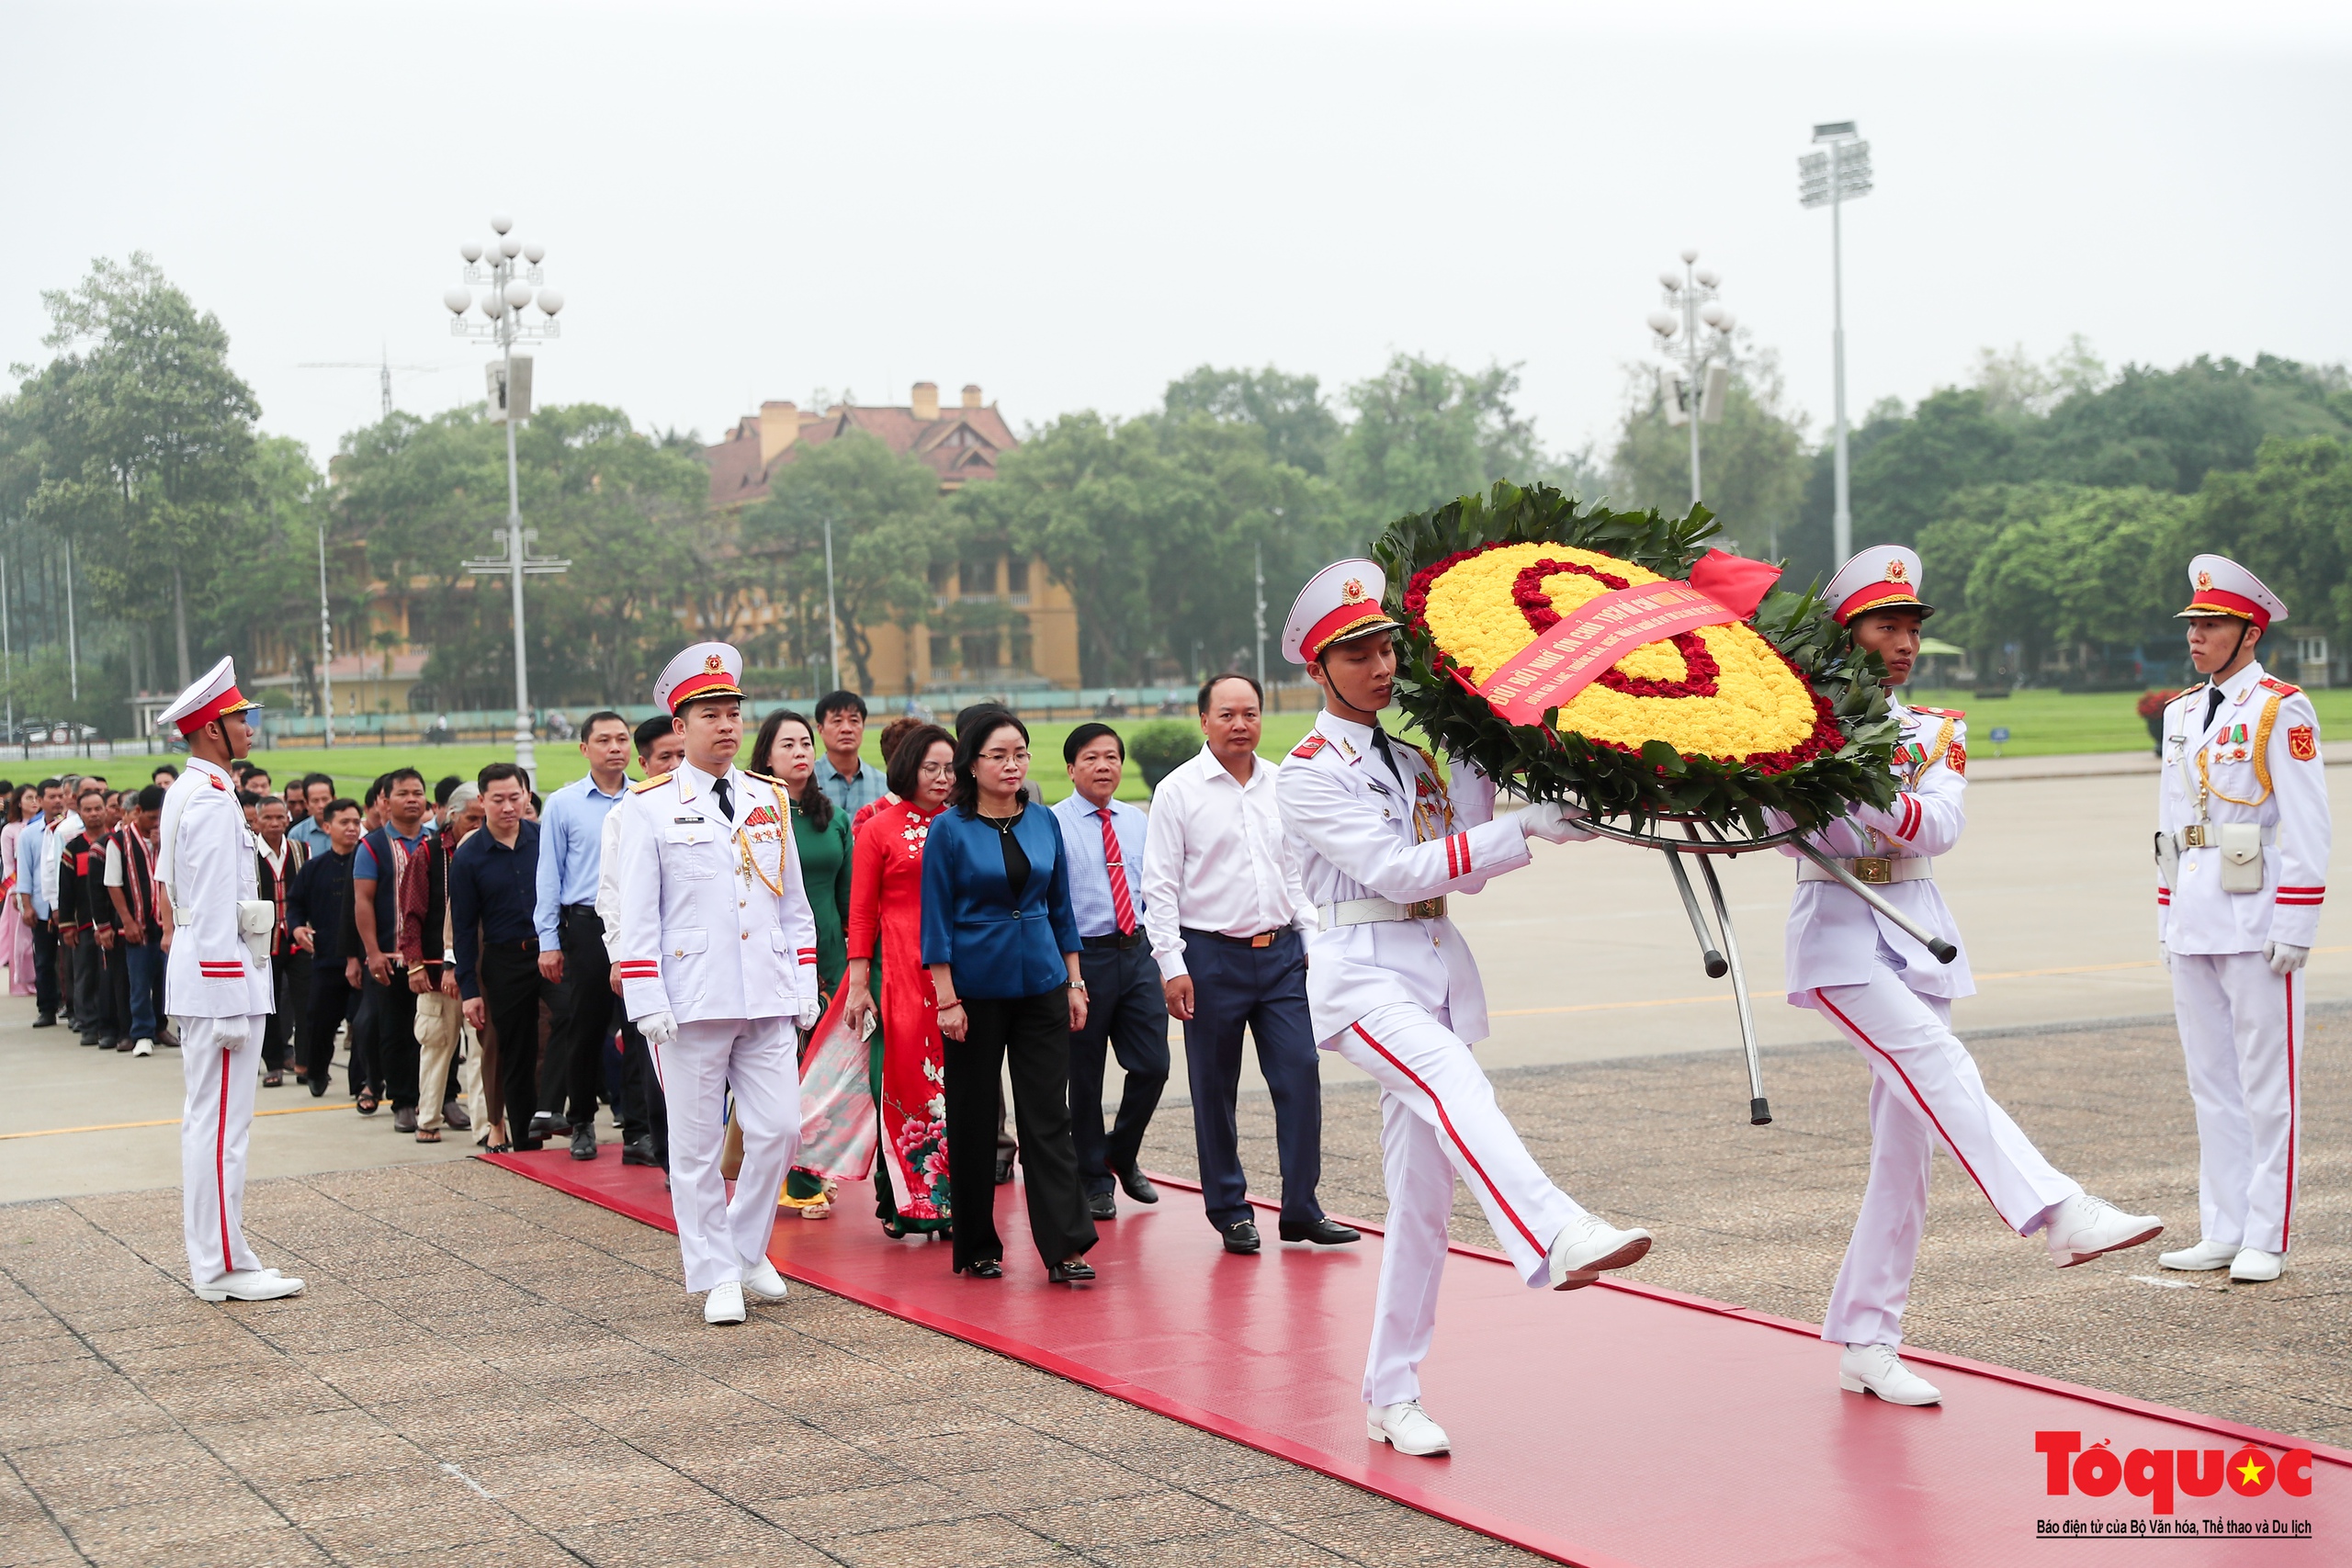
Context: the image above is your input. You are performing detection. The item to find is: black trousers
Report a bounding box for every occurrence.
[365,971,420,1111]
[99,936,130,1043]
[260,960,294,1072]
[31,919,59,1019]
[546,906,610,1125]
[303,966,358,1091]
[284,961,311,1074]
[619,1017,668,1160]
[72,936,106,1042]
[946,987,1096,1272]
[1181,926,1325,1230]
[480,945,546,1147]
[1068,938,1170,1198]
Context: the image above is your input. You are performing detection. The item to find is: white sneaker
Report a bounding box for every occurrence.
[194,1269,305,1303]
[742,1259,790,1303]
[130,1038,153,1057]
[2158,1237,2239,1271]
[703,1281,747,1325]
[2043,1194,2163,1268]
[2229,1247,2283,1283]
[1838,1343,1941,1406]
[1545,1212,1653,1291]
[1367,1400,1452,1456]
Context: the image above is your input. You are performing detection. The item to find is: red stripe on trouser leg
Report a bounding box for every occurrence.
[1350,1021,1544,1255]
[1809,989,2015,1231]
[2283,971,2297,1250]
[216,1046,232,1276]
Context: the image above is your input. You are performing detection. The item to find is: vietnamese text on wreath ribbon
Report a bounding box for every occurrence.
[1476,581,1740,725]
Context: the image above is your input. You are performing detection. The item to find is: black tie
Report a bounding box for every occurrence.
[1369,727,1406,788]
[712,775,734,824]
[2204,685,2225,736]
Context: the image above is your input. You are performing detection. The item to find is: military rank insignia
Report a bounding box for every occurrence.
[1947,742,1965,776]
[1291,734,1330,760]
[2290,725,2318,761]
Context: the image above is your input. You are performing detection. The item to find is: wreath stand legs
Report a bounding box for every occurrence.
[1660,832,1770,1126]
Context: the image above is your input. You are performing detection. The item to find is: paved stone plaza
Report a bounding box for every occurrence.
[2,1011,2342,1566]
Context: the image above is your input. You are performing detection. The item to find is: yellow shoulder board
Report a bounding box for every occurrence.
[629,773,672,794]
[2259,676,2301,697]
[744,770,787,788]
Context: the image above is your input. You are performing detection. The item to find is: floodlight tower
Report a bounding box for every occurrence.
[1645,251,1736,509]
[1800,121,1872,568]
[443,214,569,776]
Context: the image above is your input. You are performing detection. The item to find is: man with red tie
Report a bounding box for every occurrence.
[1050,721,1170,1221]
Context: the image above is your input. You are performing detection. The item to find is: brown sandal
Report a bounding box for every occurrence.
[414,1128,442,1144]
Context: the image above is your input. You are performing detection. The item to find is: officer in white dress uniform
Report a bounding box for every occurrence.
[2154,556,2328,1285]
[158,658,304,1303]
[1781,547,2162,1406]
[1275,559,1653,1460]
[612,643,821,1325]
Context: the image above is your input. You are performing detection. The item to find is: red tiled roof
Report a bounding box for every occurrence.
[703,396,1019,508]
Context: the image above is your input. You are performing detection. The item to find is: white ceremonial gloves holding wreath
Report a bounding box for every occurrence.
[2266,942,2310,976]
[1518,800,1598,844]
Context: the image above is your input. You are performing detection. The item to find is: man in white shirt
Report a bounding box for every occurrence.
[1049,723,1168,1221]
[1140,672,1358,1256]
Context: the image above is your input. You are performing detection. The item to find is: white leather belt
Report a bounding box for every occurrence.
[1798,856,1934,887]
[2168,824,2276,851]
[1319,896,1449,929]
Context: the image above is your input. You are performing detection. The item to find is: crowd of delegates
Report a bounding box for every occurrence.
[0,675,1353,1283]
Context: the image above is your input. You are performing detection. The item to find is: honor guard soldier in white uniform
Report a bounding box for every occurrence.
[2154,556,2328,1285]
[613,643,821,1325]
[1782,547,2161,1407]
[159,658,304,1303]
[1275,559,1653,1460]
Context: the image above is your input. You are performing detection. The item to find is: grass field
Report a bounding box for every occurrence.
[74,686,2348,802]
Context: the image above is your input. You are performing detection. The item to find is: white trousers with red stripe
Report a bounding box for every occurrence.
[1801,968,2080,1348]
[2170,952,2302,1256]
[180,1013,266,1285]
[1335,1002,1591,1407]
[654,1016,799,1293]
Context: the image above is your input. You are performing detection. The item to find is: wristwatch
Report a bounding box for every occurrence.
[1069,979,1089,994]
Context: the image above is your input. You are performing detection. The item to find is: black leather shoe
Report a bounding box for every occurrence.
[1047,1259,1096,1284]
[1280,1218,1363,1246]
[514,1135,546,1153]
[570,1126,598,1161]
[621,1139,658,1167]
[1115,1165,1159,1204]
[1087,1191,1116,1220]
[30,1014,54,1029]
[993,1154,1014,1185]
[955,1258,1004,1280]
[1222,1220,1261,1255]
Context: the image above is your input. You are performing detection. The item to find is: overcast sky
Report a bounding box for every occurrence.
[6,1,2348,477]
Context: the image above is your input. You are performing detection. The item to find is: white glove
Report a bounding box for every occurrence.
[2266,942,2309,976]
[796,998,821,1032]
[2157,942,2171,973]
[1518,800,1598,844]
[639,1010,678,1050]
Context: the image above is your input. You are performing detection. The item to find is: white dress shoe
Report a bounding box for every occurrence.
[2158,1237,2239,1271]
[2230,1247,2282,1283]
[1367,1400,1451,1456]
[2043,1194,2162,1267]
[194,1269,305,1303]
[703,1281,747,1324]
[130,1038,153,1057]
[742,1259,790,1303]
[1545,1212,1652,1291]
[1839,1343,1941,1405]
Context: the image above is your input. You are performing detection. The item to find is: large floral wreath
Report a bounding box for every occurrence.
[1372,481,1900,833]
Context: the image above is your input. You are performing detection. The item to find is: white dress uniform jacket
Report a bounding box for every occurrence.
[160,758,273,1018]
[1276,711,1532,1045]
[612,762,820,1024]
[2156,660,2329,955]
[1778,700,1974,1001]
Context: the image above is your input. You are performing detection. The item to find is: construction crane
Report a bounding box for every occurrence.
[297,348,446,419]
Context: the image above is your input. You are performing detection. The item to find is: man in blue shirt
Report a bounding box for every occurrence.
[16,778,65,1026]
[532,710,633,1158]
[814,690,887,818]
[456,763,551,1154]
[288,775,335,857]
[1049,723,1170,1220]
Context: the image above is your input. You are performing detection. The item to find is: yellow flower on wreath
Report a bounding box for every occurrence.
[1413,541,1824,765]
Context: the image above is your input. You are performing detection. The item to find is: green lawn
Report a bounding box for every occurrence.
[1904,685,2352,758]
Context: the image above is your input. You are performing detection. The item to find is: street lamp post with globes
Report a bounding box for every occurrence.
[442,212,569,776]
[1645,249,1736,513]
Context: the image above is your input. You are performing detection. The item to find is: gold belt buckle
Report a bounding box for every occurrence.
[2181,825,2211,848]
[1250,931,1275,948]
[1851,857,1894,886]
[1406,897,1447,920]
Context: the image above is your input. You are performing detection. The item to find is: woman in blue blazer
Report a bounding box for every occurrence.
[922,713,1099,1282]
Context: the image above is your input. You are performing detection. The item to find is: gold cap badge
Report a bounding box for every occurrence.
[1884,559,1909,583]
[1341,578,1367,604]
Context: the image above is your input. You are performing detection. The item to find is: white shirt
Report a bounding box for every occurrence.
[40,810,80,910]
[1139,743,1314,980]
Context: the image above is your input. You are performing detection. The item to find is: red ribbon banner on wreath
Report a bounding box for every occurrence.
[1474,549,1781,727]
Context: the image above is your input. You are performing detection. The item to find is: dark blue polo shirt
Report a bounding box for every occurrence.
[449,821,540,1000]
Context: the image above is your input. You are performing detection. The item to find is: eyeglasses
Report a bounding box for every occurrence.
[978,749,1030,766]
[916,761,956,779]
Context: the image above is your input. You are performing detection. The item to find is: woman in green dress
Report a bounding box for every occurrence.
[752,708,854,1216]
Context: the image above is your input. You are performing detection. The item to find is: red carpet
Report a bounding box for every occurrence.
[486,1148,2345,1565]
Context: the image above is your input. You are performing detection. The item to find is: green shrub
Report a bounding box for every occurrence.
[1126,720,1198,790]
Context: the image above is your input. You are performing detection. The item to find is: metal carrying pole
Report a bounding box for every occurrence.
[1693,850,1770,1125]
[1790,838,1960,961]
